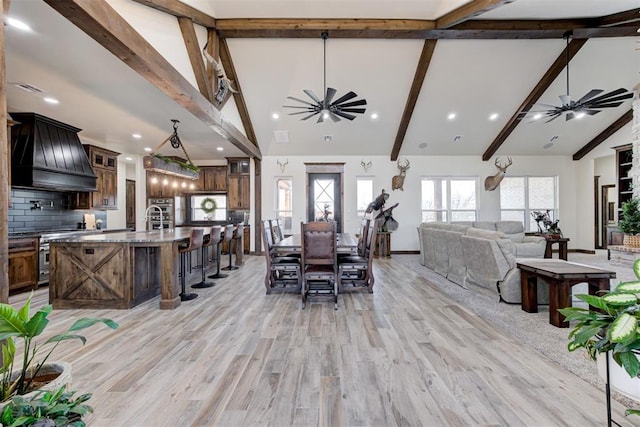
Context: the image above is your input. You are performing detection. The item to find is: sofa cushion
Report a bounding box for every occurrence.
[495,221,524,235]
[450,224,470,233]
[466,227,505,241]
[472,221,496,231]
[504,232,525,243]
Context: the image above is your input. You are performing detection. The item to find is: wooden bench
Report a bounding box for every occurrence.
[517,259,615,328]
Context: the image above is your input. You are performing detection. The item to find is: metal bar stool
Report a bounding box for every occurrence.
[178,228,202,301]
[192,226,221,289]
[222,224,241,271]
[210,224,233,277]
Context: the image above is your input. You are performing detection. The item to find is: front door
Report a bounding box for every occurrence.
[307,173,342,232]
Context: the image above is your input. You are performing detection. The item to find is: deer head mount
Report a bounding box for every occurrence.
[392,159,410,191]
[361,160,372,173]
[484,157,512,191]
[277,159,288,173]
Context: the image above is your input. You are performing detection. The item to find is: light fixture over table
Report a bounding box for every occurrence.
[522,31,633,123]
[283,32,367,123]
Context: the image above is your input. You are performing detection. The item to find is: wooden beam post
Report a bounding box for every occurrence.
[177,17,213,102]
[435,0,516,29]
[0,0,9,303]
[573,109,633,160]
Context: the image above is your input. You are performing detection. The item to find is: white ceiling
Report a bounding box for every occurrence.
[4,0,640,162]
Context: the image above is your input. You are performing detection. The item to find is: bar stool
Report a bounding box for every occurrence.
[178,228,202,301]
[209,224,233,278]
[192,226,221,289]
[222,223,241,271]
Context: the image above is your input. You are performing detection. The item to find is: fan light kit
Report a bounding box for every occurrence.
[524,31,633,123]
[283,32,367,123]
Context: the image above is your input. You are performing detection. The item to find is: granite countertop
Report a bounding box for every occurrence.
[48,227,211,243]
[8,228,131,240]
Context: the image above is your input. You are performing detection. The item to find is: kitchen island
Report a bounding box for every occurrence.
[49,228,212,310]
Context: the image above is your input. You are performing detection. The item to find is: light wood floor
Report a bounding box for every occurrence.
[12,254,639,426]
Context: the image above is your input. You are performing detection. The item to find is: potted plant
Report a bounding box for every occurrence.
[0,385,93,426]
[0,295,118,402]
[559,258,640,416]
[618,198,640,248]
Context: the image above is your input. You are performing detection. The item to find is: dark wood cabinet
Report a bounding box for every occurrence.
[200,166,227,192]
[75,145,119,210]
[227,158,250,210]
[8,237,38,293]
[615,144,633,211]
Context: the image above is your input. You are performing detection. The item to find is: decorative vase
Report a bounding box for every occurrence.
[597,352,640,401]
[624,235,640,248]
[0,362,72,410]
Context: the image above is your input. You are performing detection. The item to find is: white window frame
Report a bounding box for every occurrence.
[356,177,374,218]
[499,176,559,232]
[421,177,478,223]
[274,177,293,234]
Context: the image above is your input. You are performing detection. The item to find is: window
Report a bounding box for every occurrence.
[191,194,227,221]
[356,177,374,217]
[421,178,477,222]
[275,178,293,234]
[500,176,558,232]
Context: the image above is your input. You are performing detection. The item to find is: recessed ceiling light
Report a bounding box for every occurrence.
[272,113,280,120]
[6,17,31,32]
[575,112,586,119]
[125,156,133,161]
[489,113,499,121]
[132,133,142,139]
[43,97,59,105]
[216,147,224,151]
[447,112,456,120]
[144,147,152,152]
[533,113,542,120]
[418,142,428,149]
[370,113,378,120]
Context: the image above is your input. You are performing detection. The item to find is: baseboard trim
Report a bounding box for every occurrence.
[392,250,420,255]
[569,249,596,255]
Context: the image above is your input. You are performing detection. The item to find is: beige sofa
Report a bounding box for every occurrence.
[417,221,548,303]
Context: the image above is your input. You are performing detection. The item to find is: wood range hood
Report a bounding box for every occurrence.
[10,113,97,192]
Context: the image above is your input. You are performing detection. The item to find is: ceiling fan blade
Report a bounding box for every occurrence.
[329,111,341,122]
[585,88,632,105]
[575,89,604,104]
[586,102,625,109]
[283,105,316,110]
[316,113,326,123]
[532,102,563,110]
[286,96,318,107]
[330,91,357,106]
[337,99,367,108]
[288,110,316,115]
[301,111,320,120]
[565,112,575,121]
[303,90,322,104]
[332,110,357,121]
[587,94,634,106]
[339,108,366,114]
[544,113,562,123]
[324,87,337,105]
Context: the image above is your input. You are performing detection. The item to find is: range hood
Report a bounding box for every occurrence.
[10,113,97,192]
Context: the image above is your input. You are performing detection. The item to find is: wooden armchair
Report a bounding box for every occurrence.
[261,220,301,294]
[338,218,378,293]
[301,221,338,309]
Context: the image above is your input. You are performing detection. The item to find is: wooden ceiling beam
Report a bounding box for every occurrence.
[435,0,515,29]
[45,0,261,159]
[215,18,639,39]
[390,40,437,161]
[572,109,633,161]
[218,38,258,147]
[597,8,640,27]
[131,0,216,28]
[177,17,213,102]
[482,38,588,161]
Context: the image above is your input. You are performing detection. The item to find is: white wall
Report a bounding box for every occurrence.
[261,154,582,252]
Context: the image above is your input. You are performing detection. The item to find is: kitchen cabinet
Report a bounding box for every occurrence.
[9,237,39,293]
[203,166,227,191]
[227,158,250,210]
[75,145,119,210]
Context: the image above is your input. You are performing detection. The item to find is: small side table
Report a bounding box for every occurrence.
[374,232,391,258]
[544,237,569,261]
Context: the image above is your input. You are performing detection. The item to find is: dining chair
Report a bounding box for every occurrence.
[338,218,378,293]
[261,220,301,294]
[271,218,300,259]
[300,221,338,309]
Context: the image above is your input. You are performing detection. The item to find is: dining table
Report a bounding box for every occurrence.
[272,233,358,255]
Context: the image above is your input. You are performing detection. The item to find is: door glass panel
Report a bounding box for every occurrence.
[313,179,334,221]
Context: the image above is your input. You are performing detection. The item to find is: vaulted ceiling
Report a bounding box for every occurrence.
[4,0,640,163]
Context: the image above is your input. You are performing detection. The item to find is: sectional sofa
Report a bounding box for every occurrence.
[417,221,548,303]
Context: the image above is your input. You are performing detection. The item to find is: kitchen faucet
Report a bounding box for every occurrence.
[145,204,163,230]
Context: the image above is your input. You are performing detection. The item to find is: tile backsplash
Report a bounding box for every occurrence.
[8,188,107,232]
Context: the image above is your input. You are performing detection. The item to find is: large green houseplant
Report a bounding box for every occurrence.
[0,295,118,402]
[559,258,640,416]
[618,198,640,247]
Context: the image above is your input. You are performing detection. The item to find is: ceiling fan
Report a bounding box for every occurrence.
[283,32,367,123]
[524,31,633,123]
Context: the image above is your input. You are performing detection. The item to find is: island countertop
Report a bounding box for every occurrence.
[48,228,210,244]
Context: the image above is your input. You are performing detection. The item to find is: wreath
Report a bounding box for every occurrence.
[200,197,217,214]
